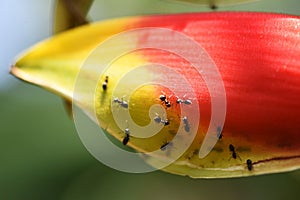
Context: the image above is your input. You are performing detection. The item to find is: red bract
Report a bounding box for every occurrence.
[131,12,300,154]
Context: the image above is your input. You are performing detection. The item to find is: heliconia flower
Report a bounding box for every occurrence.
[10,12,300,178]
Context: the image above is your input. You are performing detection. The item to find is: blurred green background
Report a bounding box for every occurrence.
[1,0,300,199]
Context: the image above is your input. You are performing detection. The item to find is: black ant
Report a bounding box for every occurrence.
[154,114,170,126]
[160,141,171,151]
[102,76,108,91]
[246,159,253,171]
[229,144,238,159]
[113,97,128,109]
[209,3,218,10]
[122,128,130,145]
[176,96,192,105]
[159,92,171,108]
[182,116,190,132]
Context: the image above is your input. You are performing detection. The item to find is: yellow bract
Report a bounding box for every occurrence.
[12,17,139,100]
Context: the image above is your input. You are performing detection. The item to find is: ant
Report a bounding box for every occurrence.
[102,75,109,91]
[176,95,192,105]
[122,128,130,145]
[159,92,171,108]
[182,116,190,132]
[229,144,239,160]
[246,159,253,171]
[154,114,170,126]
[160,141,171,151]
[209,3,218,10]
[113,97,128,109]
